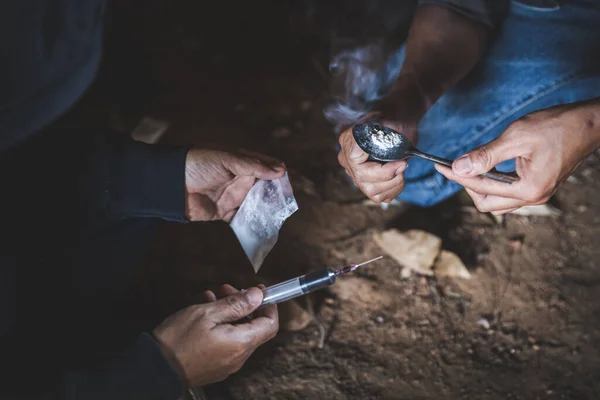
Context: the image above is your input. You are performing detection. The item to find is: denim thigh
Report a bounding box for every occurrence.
[399,0,600,207]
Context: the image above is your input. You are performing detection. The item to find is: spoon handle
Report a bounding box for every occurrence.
[410,150,519,184]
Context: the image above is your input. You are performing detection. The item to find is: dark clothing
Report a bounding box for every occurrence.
[1,1,187,398]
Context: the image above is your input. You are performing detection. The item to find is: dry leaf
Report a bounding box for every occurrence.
[434,250,471,279]
[373,229,441,276]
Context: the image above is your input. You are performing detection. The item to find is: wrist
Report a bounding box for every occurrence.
[151,331,191,388]
[570,98,600,148]
[381,73,431,124]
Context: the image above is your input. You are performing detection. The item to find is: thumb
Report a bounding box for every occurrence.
[452,136,515,177]
[209,287,264,324]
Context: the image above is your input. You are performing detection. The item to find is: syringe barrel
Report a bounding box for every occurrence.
[259,268,337,308]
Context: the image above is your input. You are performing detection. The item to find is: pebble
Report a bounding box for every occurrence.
[375,316,384,324]
[476,318,491,330]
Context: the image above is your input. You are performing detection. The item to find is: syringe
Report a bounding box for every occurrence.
[258,256,383,308]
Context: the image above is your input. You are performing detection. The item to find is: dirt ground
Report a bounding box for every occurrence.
[92,2,600,399]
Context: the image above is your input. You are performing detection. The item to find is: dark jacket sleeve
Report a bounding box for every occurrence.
[77,128,191,232]
[62,333,184,400]
[1,331,184,400]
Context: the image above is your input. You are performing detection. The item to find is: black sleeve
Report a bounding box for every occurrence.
[1,332,185,400]
[61,333,184,400]
[77,128,192,232]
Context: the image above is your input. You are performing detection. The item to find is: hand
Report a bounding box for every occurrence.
[153,286,278,388]
[185,149,286,221]
[435,102,600,215]
[337,74,429,203]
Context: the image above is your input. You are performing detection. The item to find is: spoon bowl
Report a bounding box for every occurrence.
[352,123,518,184]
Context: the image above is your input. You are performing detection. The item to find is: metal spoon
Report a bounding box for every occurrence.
[352,123,518,184]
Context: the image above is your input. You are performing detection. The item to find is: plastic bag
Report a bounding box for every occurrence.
[230,173,298,272]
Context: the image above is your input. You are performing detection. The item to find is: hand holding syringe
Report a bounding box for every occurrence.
[258,256,383,308]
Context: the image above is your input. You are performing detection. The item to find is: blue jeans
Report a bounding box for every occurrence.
[395,0,600,207]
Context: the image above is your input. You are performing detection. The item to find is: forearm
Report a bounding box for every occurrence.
[395,4,490,108]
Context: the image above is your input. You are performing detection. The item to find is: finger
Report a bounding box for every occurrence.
[340,130,369,166]
[360,172,406,202]
[224,153,286,181]
[452,134,525,178]
[208,288,263,324]
[464,188,526,213]
[253,284,278,320]
[232,306,279,348]
[435,164,524,199]
[218,284,239,298]
[377,181,406,203]
[237,149,286,170]
[353,160,407,183]
[222,209,237,223]
[202,290,217,303]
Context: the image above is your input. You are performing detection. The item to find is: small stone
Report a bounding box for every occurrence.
[582,168,593,177]
[533,345,540,351]
[567,175,581,184]
[577,205,587,213]
[569,229,578,238]
[271,127,292,139]
[375,316,384,324]
[400,267,412,279]
[324,297,335,305]
[476,318,491,330]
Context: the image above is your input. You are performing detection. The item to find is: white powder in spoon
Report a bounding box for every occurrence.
[371,129,402,150]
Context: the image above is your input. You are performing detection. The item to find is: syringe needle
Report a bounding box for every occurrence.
[336,255,384,275]
[354,255,383,268]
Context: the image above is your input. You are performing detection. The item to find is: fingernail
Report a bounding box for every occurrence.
[350,143,365,160]
[244,287,263,306]
[395,163,408,176]
[454,156,473,175]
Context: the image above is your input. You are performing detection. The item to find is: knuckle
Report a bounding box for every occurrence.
[384,169,397,181]
[337,151,345,167]
[362,183,375,196]
[523,187,545,203]
[508,119,527,134]
[338,132,346,147]
[225,296,247,317]
[473,146,492,168]
[353,169,364,183]
[371,193,383,203]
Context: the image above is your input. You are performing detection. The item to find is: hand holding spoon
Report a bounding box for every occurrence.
[352,123,518,184]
